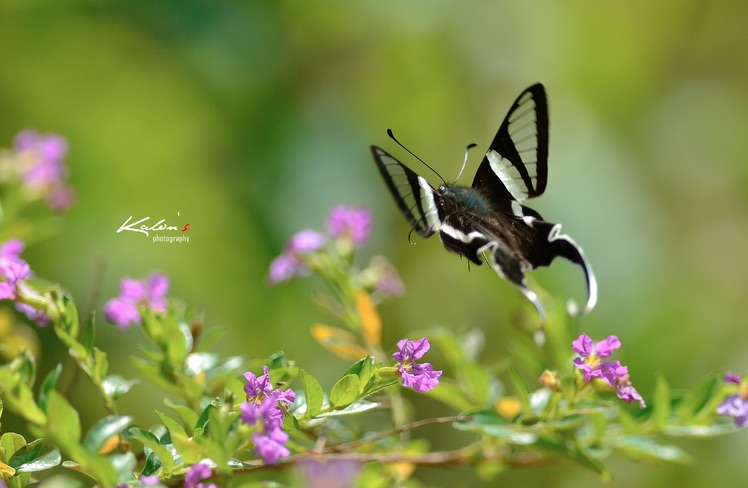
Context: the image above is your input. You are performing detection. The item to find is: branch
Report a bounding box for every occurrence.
[323,415,468,453]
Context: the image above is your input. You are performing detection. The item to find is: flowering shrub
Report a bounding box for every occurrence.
[0,130,744,487]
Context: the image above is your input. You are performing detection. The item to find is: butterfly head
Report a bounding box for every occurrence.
[439,184,490,215]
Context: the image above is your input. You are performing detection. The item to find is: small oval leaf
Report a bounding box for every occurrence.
[301,370,325,418]
[329,374,361,409]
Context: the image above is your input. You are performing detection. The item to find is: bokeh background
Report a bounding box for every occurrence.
[1,1,747,486]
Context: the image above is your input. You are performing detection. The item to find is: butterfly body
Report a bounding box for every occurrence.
[371,83,597,324]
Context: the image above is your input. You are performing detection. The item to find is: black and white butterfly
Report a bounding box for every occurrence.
[371,83,597,330]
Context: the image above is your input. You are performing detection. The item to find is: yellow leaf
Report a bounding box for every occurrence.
[98,435,120,454]
[356,291,381,347]
[495,397,522,421]
[310,324,367,361]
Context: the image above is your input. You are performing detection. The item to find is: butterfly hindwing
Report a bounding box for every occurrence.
[472,83,549,211]
[370,146,443,237]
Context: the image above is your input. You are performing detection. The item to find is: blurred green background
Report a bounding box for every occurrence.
[2,0,748,486]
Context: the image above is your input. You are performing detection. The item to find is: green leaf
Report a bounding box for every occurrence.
[432,331,490,404]
[156,411,202,464]
[552,439,610,478]
[79,310,96,356]
[195,403,216,432]
[611,435,694,464]
[92,347,109,382]
[110,452,137,483]
[126,427,174,475]
[8,439,60,473]
[102,375,138,401]
[10,350,36,388]
[130,357,181,395]
[329,374,360,409]
[266,351,290,369]
[508,364,532,417]
[316,400,379,418]
[340,356,376,393]
[358,356,374,390]
[184,352,219,377]
[38,364,63,413]
[300,370,324,418]
[676,374,720,420]
[141,451,163,477]
[156,411,186,438]
[1,433,27,460]
[652,373,671,431]
[663,424,737,437]
[82,416,132,454]
[164,400,199,434]
[49,291,79,339]
[362,380,400,398]
[12,445,61,473]
[0,369,46,425]
[54,327,88,363]
[44,392,119,485]
[454,409,512,437]
[45,390,81,445]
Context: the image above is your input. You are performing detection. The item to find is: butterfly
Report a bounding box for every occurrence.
[371,83,597,332]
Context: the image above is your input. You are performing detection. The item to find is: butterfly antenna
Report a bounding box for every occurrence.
[454,143,478,183]
[387,129,446,185]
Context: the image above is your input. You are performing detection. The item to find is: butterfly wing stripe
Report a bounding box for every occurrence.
[371,146,441,237]
[472,83,549,207]
[487,149,530,201]
[417,176,441,233]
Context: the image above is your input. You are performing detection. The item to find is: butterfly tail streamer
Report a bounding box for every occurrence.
[529,221,598,317]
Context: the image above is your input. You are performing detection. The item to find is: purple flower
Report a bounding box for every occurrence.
[326,206,371,247]
[725,371,741,385]
[393,337,442,393]
[241,369,295,464]
[185,463,216,488]
[572,334,624,386]
[104,272,170,330]
[15,302,51,327]
[0,239,33,301]
[1,240,25,259]
[267,229,326,285]
[267,253,300,284]
[139,475,160,485]
[241,390,292,464]
[0,242,50,326]
[717,372,748,428]
[298,459,362,488]
[244,366,296,406]
[244,366,274,402]
[573,334,645,409]
[147,273,169,313]
[12,129,75,212]
[252,424,290,464]
[288,229,325,254]
[616,374,646,408]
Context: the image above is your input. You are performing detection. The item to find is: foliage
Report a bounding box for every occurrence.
[0,132,745,488]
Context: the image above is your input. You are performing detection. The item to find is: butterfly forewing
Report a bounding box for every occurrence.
[472,83,549,207]
[371,146,443,237]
